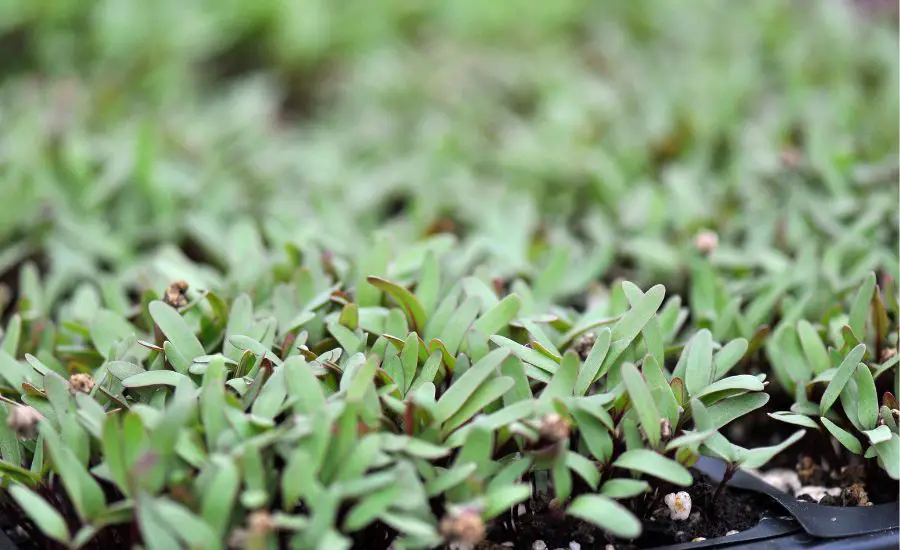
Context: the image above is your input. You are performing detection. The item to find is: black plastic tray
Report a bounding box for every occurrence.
[653,457,900,549]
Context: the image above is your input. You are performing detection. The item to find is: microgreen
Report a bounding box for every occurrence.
[0,2,896,548]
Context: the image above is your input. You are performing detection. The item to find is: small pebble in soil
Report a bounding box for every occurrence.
[726,530,739,536]
[533,540,548,550]
[664,491,692,520]
[842,483,871,506]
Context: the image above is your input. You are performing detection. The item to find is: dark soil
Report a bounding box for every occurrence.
[0,508,30,550]
[468,471,776,550]
[727,395,897,508]
[0,471,774,550]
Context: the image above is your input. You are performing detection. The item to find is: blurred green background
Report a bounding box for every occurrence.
[0,0,897,314]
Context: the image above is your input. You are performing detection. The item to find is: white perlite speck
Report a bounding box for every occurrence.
[726,530,739,536]
[755,468,801,494]
[569,543,581,550]
[532,541,548,550]
[664,491,692,521]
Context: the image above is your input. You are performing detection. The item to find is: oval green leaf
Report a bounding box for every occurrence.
[820,344,866,416]
[567,494,642,539]
[612,449,692,486]
[621,362,661,447]
[366,277,427,334]
[821,417,862,455]
[149,301,204,360]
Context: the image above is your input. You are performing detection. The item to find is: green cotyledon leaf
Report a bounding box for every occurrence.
[10,485,70,544]
[602,284,666,369]
[853,363,878,430]
[797,320,830,376]
[685,329,713,396]
[442,376,514,435]
[643,354,680,425]
[600,478,650,499]
[490,335,558,375]
[738,430,806,468]
[821,418,861,455]
[574,327,611,396]
[622,281,664,368]
[567,495,641,539]
[706,393,769,429]
[435,348,508,422]
[848,272,876,339]
[399,332,419,394]
[441,296,481,356]
[366,277,426,334]
[820,344,866,416]
[40,422,106,521]
[713,338,748,379]
[415,251,441,317]
[621,362,661,448]
[149,301,204,360]
[539,351,579,411]
[471,294,522,336]
[612,449,692,486]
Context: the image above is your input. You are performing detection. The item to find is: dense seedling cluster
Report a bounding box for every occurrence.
[0,0,896,548]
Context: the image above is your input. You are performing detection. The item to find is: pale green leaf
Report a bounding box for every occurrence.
[854,364,878,430]
[685,329,713,396]
[149,301,204,360]
[821,417,862,454]
[472,294,522,336]
[797,321,830,376]
[10,485,70,543]
[739,430,805,468]
[612,449,692,486]
[848,273,876,339]
[573,328,612,397]
[600,478,650,499]
[706,393,769,429]
[367,277,427,334]
[567,495,642,539]
[820,344,866,416]
[621,362,660,447]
